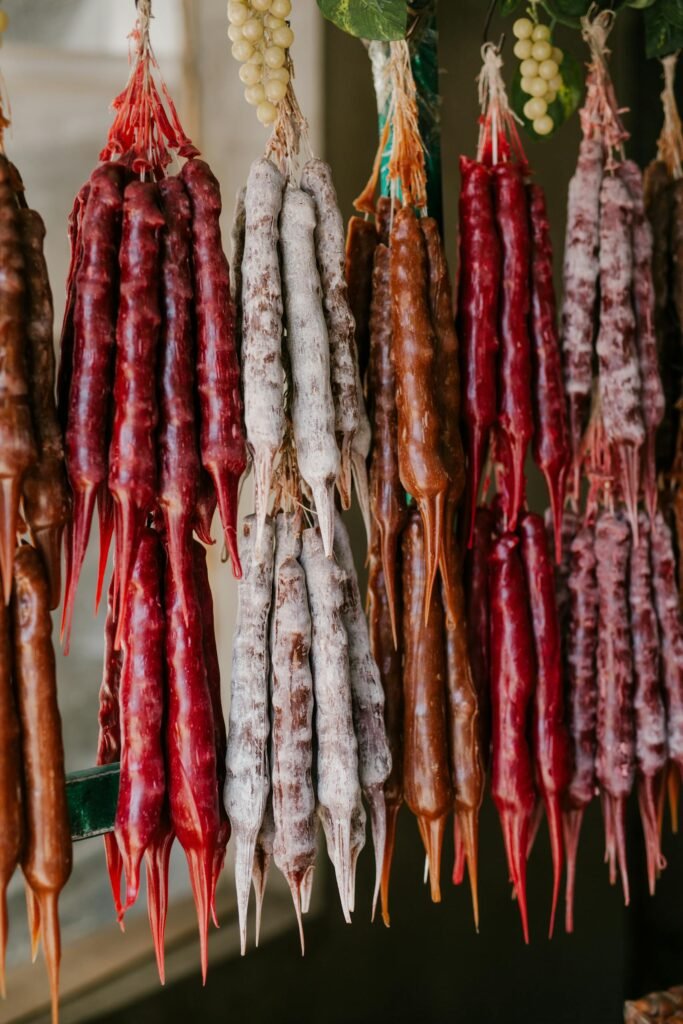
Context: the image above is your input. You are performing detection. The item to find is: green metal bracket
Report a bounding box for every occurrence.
[67,764,119,841]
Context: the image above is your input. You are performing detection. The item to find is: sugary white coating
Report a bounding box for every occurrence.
[650,512,683,769]
[270,512,316,951]
[300,158,359,504]
[280,187,340,556]
[347,797,367,915]
[225,514,274,955]
[333,512,390,914]
[243,159,286,545]
[300,525,360,921]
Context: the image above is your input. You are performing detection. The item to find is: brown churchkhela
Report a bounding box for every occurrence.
[401,510,452,903]
[12,546,71,1024]
[19,207,70,609]
[344,215,377,381]
[0,595,22,995]
[390,208,448,620]
[0,156,37,606]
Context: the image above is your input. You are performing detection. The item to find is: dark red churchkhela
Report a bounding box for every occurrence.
[181,158,246,577]
[489,532,535,944]
[96,578,123,919]
[109,181,165,648]
[458,157,499,546]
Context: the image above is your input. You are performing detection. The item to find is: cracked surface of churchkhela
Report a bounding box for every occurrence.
[165,534,219,983]
[181,158,246,575]
[344,215,377,382]
[561,137,603,462]
[333,513,391,917]
[280,187,339,557]
[109,182,164,645]
[300,526,359,922]
[192,541,229,924]
[96,578,123,920]
[492,163,533,532]
[528,184,570,556]
[596,176,645,530]
[628,512,666,894]
[562,522,599,934]
[594,510,634,905]
[0,592,22,994]
[421,217,466,624]
[225,515,273,956]
[618,161,665,518]
[367,530,403,928]
[62,162,125,646]
[367,242,405,646]
[650,512,683,783]
[391,207,448,616]
[301,159,360,512]
[0,158,37,607]
[489,532,535,943]
[158,176,199,625]
[269,512,316,952]
[441,539,483,930]
[242,158,285,546]
[115,528,165,915]
[458,157,499,546]
[19,207,70,609]
[12,546,71,1024]
[519,512,570,938]
[401,510,452,904]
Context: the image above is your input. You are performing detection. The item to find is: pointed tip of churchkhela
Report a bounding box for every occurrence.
[213,468,242,579]
[545,796,564,940]
[145,828,174,986]
[420,491,444,626]
[285,875,306,956]
[95,485,114,615]
[119,844,144,918]
[379,524,400,650]
[32,525,64,611]
[611,795,630,906]
[25,883,41,962]
[457,807,481,932]
[638,775,666,897]
[337,437,353,512]
[234,834,257,957]
[543,463,568,567]
[103,832,124,921]
[668,764,680,834]
[311,481,336,560]
[194,472,217,546]
[562,807,585,935]
[350,451,372,548]
[0,476,22,606]
[251,842,271,949]
[380,802,400,928]
[452,818,466,887]
[367,786,387,923]
[501,809,530,944]
[417,815,445,904]
[323,815,352,923]
[601,791,618,887]
[184,846,213,983]
[210,822,230,929]
[61,483,98,650]
[39,891,62,1024]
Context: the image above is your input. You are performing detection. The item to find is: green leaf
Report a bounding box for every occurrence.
[644,0,683,56]
[511,48,584,140]
[627,0,657,9]
[316,0,407,40]
[500,0,524,14]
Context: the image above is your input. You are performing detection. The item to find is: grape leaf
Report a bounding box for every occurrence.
[511,49,584,140]
[644,0,683,56]
[500,0,524,13]
[316,0,407,40]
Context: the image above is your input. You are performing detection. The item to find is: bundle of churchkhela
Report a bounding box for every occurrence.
[559,10,681,930]
[454,39,570,942]
[347,38,482,930]
[226,28,386,954]
[62,2,238,983]
[0,95,72,1022]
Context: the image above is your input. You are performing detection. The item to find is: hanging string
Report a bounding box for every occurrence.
[656,53,683,180]
[580,6,628,168]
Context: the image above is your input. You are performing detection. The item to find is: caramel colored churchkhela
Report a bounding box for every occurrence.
[391,208,448,620]
[401,510,452,902]
[12,546,72,1024]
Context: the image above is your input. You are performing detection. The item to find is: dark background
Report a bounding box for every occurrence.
[95,4,683,1022]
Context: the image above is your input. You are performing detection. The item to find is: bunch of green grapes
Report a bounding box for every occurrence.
[513,17,564,137]
[227,0,293,127]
